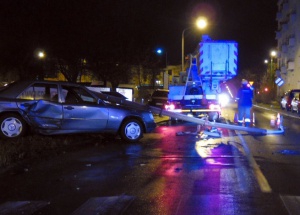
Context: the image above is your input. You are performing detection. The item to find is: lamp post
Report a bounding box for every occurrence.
[37,51,46,80]
[264,59,269,75]
[156,48,167,68]
[270,50,277,74]
[156,48,169,89]
[270,50,277,99]
[181,17,207,72]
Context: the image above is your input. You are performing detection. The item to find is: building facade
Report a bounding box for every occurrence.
[276,0,300,94]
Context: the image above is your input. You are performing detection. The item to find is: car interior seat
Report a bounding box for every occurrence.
[51,94,58,102]
[65,92,79,103]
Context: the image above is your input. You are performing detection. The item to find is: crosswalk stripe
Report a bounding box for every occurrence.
[72,195,135,215]
[0,201,49,214]
[280,195,300,215]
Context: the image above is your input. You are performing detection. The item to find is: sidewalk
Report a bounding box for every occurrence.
[254,100,281,110]
[255,101,300,119]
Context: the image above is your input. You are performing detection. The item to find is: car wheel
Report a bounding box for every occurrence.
[120,119,143,143]
[0,114,27,139]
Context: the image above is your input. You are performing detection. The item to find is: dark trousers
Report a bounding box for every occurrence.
[238,106,252,127]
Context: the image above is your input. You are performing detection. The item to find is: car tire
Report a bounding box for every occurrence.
[0,114,27,139]
[120,119,143,143]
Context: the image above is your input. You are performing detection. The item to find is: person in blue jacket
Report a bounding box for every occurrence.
[236,79,253,127]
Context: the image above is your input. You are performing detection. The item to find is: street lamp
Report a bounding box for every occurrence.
[270,50,277,74]
[156,48,169,89]
[196,17,208,29]
[36,51,46,80]
[156,48,168,68]
[38,51,45,59]
[269,50,277,98]
[182,17,207,72]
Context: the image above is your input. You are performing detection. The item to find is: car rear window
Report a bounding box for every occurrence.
[291,92,300,100]
[17,83,58,101]
[153,91,168,97]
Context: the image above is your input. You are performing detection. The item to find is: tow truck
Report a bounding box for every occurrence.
[165,35,238,121]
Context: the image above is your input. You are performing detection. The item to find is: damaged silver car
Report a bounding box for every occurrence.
[0,80,156,142]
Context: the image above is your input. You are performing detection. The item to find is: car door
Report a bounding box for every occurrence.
[18,83,63,128]
[16,82,59,110]
[61,85,109,131]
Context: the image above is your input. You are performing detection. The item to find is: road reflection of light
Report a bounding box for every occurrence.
[156,157,184,214]
[125,144,143,167]
[146,125,245,214]
[160,126,169,131]
[151,125,238,214]
[195,140,212,158]
[164,162,183,176]
[205,158,223,165]
[125,144,142,155]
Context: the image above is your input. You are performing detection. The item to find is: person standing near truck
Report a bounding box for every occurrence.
[236,79,253,127]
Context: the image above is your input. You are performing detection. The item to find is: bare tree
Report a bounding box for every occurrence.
[54,58,86,82]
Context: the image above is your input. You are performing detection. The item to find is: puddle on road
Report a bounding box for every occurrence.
[277,149,300,155]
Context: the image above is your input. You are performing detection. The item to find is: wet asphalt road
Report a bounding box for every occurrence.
[0,103,300,214]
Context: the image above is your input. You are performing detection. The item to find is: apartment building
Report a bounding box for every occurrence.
[276,0,300,94]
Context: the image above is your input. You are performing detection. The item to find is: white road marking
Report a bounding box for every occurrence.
[236,131,272,193]
[280,195,300,215]
[0,201,49,214]
[72,195,135,215]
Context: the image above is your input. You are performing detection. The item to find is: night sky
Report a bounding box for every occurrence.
[0,0,278,71]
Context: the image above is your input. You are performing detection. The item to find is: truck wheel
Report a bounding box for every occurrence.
[0,114,27,139]
[120,119,143,143]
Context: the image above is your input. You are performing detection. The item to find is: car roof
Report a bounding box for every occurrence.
[0,80,85,98]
